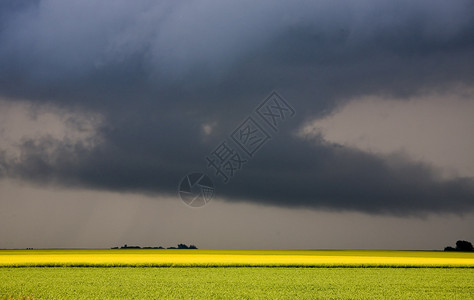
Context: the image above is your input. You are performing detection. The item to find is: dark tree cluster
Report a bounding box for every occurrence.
[111,244,197,249]
[444,240,473,252]
[177,244,197,249]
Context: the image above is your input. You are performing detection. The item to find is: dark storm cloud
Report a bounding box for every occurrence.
[1,0,474,214]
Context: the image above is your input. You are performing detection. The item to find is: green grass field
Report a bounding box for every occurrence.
[0,250,473,299]
[1,267,473,299]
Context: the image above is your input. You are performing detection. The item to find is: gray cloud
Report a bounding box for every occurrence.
[1,0,474,214]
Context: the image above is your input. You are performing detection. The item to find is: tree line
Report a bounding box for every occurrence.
[111,243,197,249]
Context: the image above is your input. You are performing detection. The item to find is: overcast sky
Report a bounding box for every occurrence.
[0,0,473,249]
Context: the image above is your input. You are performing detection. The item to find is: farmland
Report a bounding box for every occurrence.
[0,250,473,299]
[1,267,473,299]
[1,249,473,267]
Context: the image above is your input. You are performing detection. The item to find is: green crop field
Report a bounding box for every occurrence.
[0,250,473,299]
[1,267,473,299]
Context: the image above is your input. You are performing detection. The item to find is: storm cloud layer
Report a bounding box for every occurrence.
[1,0,474,214]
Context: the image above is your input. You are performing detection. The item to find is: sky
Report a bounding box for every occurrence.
[0,0,473,250]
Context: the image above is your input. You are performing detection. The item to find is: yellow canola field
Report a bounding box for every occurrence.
[1,249,473,267]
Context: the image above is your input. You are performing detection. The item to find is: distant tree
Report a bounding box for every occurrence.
[121,244,141,249]
[189,245,197,249]
[444,240,473,252]
[177,244,189,249]
[456,240,474,252]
